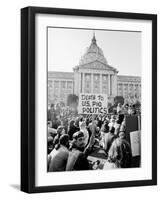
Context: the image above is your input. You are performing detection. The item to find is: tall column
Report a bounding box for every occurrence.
[122,84,125,98]
[132,84,134,96]
[108,74,111,96]
[58,80,61,99]
[127,83,129,94]
[100,73,102,93]
[91,73,93,93]
[112,74,117,97]
[78,72,81,94]
[82,73,85,93]
[66,81,67,89]
[74,70,78,95]
[111,75,113,96]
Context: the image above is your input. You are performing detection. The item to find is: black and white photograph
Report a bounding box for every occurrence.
[47,27,141,172]
[20,7,157,193]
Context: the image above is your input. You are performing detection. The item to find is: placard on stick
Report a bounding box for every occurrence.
[130,131,141,157]
[78,93,108,115]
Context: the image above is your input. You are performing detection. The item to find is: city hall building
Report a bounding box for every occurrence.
[48,34,141,106]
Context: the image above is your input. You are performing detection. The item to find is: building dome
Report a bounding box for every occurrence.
[79,33,108,66]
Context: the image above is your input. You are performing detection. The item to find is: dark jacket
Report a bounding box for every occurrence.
[116,138,132,168]
[66,148,90,171]
[68,125,80,140]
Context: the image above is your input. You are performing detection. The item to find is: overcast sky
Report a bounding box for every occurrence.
[48,27,141,76]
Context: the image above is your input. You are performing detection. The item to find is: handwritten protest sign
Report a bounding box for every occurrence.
[78,93,108,115]
[130,131,141,157]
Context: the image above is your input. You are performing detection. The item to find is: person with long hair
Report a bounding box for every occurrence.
[103,131,132,169]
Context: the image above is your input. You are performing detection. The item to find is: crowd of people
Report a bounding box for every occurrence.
[47,102,139,172]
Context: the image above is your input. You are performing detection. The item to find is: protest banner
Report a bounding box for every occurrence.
[78,93,108,115]
[130,131,141,157]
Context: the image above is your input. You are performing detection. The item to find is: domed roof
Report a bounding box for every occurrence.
[79,33,108,66]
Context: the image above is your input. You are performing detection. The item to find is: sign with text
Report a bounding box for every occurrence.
[130,131,141,157]
[78,93,108,114]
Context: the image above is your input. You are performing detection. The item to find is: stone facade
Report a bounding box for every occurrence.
[48,34,141,105]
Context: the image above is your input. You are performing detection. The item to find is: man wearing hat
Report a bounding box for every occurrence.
[66,131,91,171]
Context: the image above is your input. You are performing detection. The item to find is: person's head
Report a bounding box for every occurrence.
[59,134,69,148]
[48,136,53,144]
[69,120,75,128]
[57,126,65,135]
[119,131,126,139]
[93,119,98,126]
[50,103,54,111]
[108,118,115,128]
[72,131,85,149]
[47,121,52,128]
[101,121,109,133]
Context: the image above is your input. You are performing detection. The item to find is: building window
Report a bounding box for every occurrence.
[84,74,91,93]
[48,80,52,88]
[103,75,107,82]
[61,81,66,89]
[94,74,99,81]
[54,81,59,89]
[93,74,100,93]
[67,81,72,89]
[102,85,107,94]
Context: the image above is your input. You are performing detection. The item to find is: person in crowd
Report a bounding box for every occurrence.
[103,130,132,169]
[114,119,121,136]
[52,115,62,129]
[47,135,54,155]
[75,117,80,129]
[48,127,65,168]
[103,126,116,154]
[97,116,103,129]
[48,121,57,138]
[116,131,132,168]
[87,118,100,138]
[100,120,109,148]
[68,119,80,140]
[117,103,122,114]
[53,126,66,148]
[108,116,115,129]
[48,134,70,172]
[114,114,125,136]
[128,104,133,115]
[85,115,90,126]
[103,138,122,169]
[78,115,84,126]
[57,126,65,136]
[66,131,91,171]
[79,121,89,147]
[47,103,55,121]
[119,118,126,132]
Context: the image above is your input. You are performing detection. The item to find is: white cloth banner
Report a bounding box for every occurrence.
[130,131,141,157]
[78,93,108,114]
